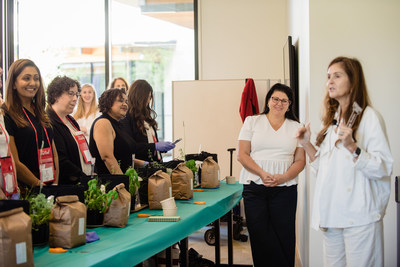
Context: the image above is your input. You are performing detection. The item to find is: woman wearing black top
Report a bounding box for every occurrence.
[3,59,59,187]
[47,76,92,184]
[89,88,147,174]
[121,80,174,162]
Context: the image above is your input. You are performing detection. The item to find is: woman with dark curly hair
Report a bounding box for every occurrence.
[121,80,175,162]
[89,88,147,174]
[46,76,93,184]
[3,59,59,187]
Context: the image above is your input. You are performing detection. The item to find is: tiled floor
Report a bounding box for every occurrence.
[188,222,253,265]
[188,223,302,267]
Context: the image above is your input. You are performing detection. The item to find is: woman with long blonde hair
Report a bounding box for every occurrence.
[73,84,100,141]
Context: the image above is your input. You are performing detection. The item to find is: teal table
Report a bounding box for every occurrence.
[33,181,243,267]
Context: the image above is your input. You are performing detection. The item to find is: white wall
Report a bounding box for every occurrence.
[289,0,400,266]
[198,0,287,80]
[172,79,270,179]
[199,1,400,266]
[288,0,310,265]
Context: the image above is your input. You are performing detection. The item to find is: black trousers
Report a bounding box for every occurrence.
[243,182,297,267]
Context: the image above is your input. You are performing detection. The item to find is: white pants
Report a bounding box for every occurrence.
[322,221,383,267]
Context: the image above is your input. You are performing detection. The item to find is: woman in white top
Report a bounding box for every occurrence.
[296,57,393,267]
[238,83,305,267]
[73,84,100,141]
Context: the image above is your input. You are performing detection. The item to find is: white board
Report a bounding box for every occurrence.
[172,79,274,179]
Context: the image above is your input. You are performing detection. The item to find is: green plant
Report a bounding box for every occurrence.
[84,179,118,213]
[185,159,198,175]
[24,192,53,231]
[146,149,166,169]
[125,167,141,196]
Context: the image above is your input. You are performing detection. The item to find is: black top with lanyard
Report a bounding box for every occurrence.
[22,108,55,183]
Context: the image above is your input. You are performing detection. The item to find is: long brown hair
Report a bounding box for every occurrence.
[108,77,129,91]
[73,84,98,120]
[316,57,371,146]
[3,59,50,128]
[127,80,157,136]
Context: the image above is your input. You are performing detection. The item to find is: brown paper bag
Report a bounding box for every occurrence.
[201,156,220,188]
[148,170,172,210]
[171,163,193,200]
[49,195,86,248]
[104,183,131,227]
[0,207,33,267]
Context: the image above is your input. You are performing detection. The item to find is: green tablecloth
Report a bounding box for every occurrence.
[33,181,243,267]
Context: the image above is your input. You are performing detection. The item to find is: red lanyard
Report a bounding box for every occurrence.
[54,111,79,131]
[54,111,92,164]
[22,108,54,179]
[152,135,161,161]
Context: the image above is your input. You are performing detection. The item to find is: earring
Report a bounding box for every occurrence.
[286,108,290,112]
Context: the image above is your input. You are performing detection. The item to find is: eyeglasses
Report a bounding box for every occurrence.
[271,96,290,105]
[67,91,81,98]
[116,98,128,105]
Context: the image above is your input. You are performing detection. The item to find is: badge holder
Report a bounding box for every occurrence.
[1,156,17,196]
[0,123,17,196]
[73,131,92,164]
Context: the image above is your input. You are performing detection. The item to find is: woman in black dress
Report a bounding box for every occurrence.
[3,59,59,187]
[89,88,147,174]
[47,76,92,184]
[121,80,174,163]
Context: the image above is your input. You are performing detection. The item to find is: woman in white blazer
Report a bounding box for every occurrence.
[296,56,393,267]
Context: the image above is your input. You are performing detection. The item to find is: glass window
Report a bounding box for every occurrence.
[111,1,195,141]
[13,0,194,145]
[15,0,106,93]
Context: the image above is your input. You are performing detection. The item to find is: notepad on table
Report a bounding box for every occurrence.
[147,216,180,222]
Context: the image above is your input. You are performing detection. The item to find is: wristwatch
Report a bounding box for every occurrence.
[352,147,361,158]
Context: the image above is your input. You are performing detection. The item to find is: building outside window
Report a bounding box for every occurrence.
[12,0,195,142]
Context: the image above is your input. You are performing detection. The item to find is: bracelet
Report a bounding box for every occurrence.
[352,147,361,158]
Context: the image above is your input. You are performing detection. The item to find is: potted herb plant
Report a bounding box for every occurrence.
[24,192,53,246]
[84,178,118,227]
[125,167,142,211]
[137,150,167,179]
[185,159,199,186]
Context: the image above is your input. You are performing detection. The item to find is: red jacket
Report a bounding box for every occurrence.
[239,78,259,122]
